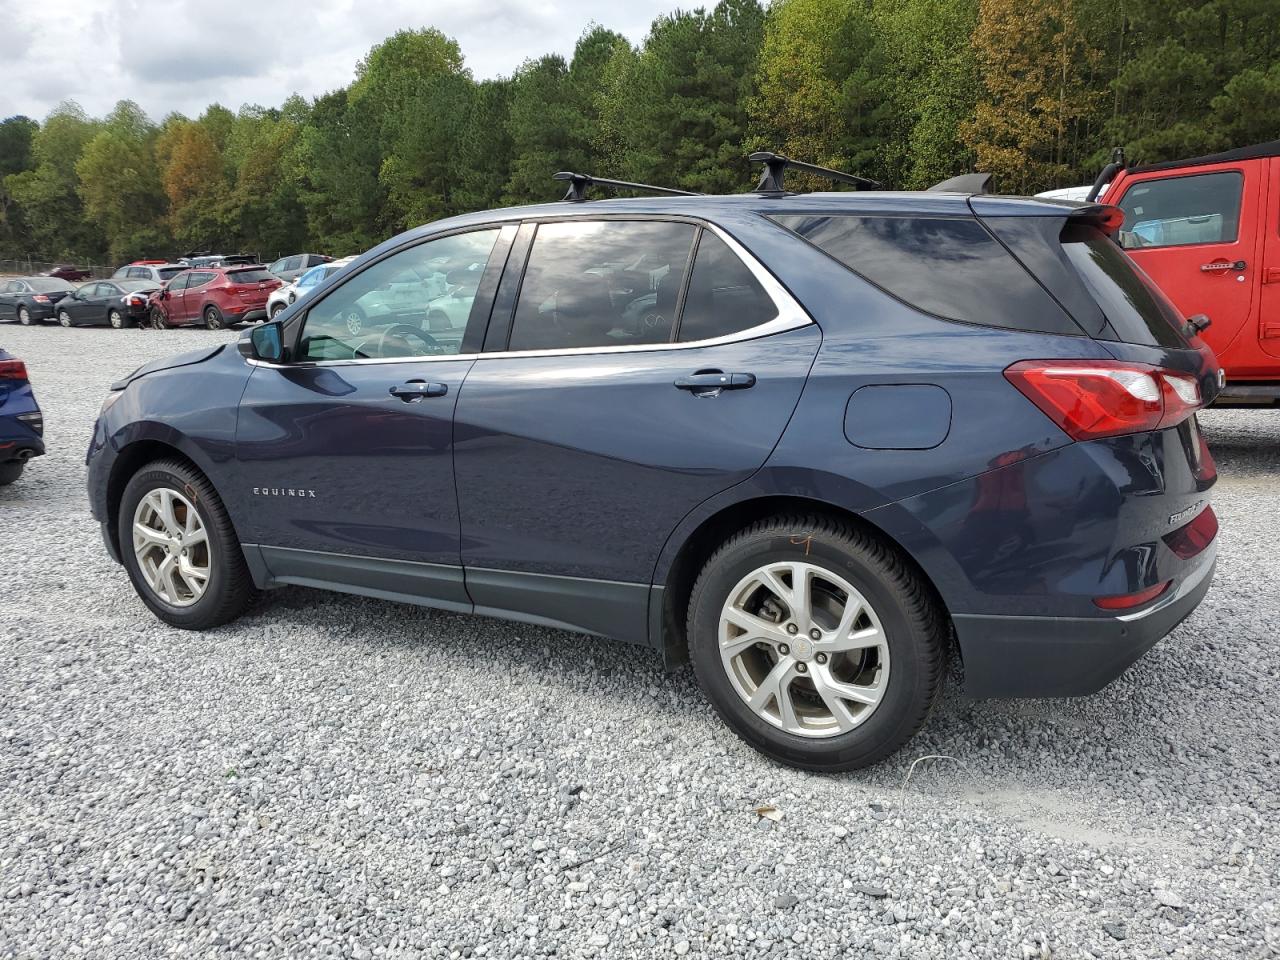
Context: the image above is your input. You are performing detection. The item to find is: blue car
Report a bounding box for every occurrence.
[0,350,44,485]
[86,167,1221,769]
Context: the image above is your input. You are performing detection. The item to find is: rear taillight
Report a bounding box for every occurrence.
[1004,360,1203,440]
[1164,505,1218,560]
[0,359,28,380]
[32,294,50,303]
[1094,580,1172,611]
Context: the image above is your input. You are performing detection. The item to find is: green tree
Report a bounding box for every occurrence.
[76,101,169,262]
[0,116,39,257]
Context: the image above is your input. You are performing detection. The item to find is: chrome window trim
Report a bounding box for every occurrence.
[245,220,812,370]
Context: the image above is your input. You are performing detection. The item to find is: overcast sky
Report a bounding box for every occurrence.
[1,0,688,123]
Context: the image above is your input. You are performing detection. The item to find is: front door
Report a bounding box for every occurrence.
[453,218,821,643]
[234,226,511,607]
[1114,163,1261,372]
[73,283,113,323]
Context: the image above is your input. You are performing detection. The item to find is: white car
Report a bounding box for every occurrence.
[1036,184,1108,202]
[267,256,356,319]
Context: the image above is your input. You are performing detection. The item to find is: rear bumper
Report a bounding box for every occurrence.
[954,548,1216,697]
[225,307,268,324]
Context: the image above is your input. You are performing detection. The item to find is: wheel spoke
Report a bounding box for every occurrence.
[811,664,880,707]
[133,522,171,550]
[722,607,790,647]
[182,527,208,549]
[788,563,812,629]
[155,490,181,536]
[825,625,882,653]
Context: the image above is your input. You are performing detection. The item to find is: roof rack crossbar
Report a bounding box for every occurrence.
[553,171,701,202]
[748,151,882,193]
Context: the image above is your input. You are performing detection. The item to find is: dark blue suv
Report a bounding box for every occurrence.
[86,180,1221,769]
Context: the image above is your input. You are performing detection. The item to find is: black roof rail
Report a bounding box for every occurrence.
[1086,147,1125,202]
[553,172,701,202]
[748,151,882,194]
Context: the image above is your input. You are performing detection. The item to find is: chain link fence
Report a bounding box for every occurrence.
[0,258,112,280]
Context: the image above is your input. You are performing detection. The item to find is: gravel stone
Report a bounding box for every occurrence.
[1,325,1277,959]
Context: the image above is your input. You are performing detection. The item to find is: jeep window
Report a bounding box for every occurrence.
[299,229,500,361]
[677,232,777,342]
[508,220,697,351]
[771,214,1080,336]
[1116,171,1243,249]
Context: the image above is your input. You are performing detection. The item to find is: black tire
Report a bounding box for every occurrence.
[687,514,945,771]
[0,461,23,486]
[269,302,286,319]
[204,306,224,330]
[108,308,129,329]
[18,305,32,326]
[58,309,72,327]
[117,459,256,630]
[149,307,167,330]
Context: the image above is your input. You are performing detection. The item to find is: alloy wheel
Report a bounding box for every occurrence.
[131,487,211,607]
[718,561,889,738]
[58,311,72,327]
[18,306,31,326]
[204,307,223,330]
[109,309,124,329]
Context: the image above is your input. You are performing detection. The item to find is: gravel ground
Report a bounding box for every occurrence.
[1,323,1277,960]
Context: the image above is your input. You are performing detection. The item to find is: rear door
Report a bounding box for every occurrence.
[1113,163,1261,369]
[234,225,513,604]
[452,217,820,643]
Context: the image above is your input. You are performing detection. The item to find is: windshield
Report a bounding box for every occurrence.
[28,277,74,292]
[118,279,157,292]
[226,268,274,284]
[1060,225,1189,348]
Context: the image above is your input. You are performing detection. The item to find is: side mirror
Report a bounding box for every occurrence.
[159,289,169,300]
[239,321,286,362]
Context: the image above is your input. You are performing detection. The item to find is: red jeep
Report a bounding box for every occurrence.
[1103,141,1280,405]
[148,266,281,330]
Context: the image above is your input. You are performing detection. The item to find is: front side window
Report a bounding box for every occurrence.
[297,265,327,289]
[1117,171,1243,249]
[166,274,191,293]
[300,229,500,361]
[508,220,697,351]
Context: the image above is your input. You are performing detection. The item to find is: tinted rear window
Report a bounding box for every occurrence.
[1060,225,1189,348]
[226,268,274,284]
[157,266,186,280]
[27,277,74,292]
[771,214,1080,336]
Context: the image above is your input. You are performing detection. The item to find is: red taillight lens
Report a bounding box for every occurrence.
[1094,580,1172,610]
[0,359,29,380]
[1164,505,1218,560]
[1005,360,1202,440]
[32,294,50,303]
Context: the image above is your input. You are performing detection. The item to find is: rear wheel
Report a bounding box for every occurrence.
[0,461,23,486]
[18,306,32,326]
[688,515,945,771]
[108,308,128,329]
[149,307,167,330]
[118,459,256,629]
[204,306,224,330]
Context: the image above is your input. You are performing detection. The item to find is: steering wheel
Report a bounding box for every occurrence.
[372,323,439,358]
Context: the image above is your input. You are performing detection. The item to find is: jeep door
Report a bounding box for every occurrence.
[1113,163,1261,372]
[234,225,514,607]
[452,218,821,643]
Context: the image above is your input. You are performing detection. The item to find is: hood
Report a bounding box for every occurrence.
[110,344,224,390]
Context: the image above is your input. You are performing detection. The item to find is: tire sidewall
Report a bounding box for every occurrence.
[118,464,233,629]
[690,527,935,770]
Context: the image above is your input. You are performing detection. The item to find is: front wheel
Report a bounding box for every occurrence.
[118,459,257,629]
[688,515,945,771]
[58,310,72,327]
[269,302,286,319]
[203,306,224,330]
[149,307,167,330]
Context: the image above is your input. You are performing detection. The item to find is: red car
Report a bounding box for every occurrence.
[148,266,282,329]
[1102,140,1280,406]
[41,264,92,282]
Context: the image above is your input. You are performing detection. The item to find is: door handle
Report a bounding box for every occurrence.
[674,370,756,393]
[389,380,448,401]
[1200,259,1246,272]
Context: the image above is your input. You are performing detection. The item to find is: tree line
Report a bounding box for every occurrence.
[2,0,1278,267]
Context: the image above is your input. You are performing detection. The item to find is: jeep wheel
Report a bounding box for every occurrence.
[118,459,256,629]
[688,515,944,771]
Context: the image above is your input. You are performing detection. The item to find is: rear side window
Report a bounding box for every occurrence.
[1060,225,1188,348]
[771,214,1080,336]
[508,221,697,351]
[677,233,777,342]
[1116,172,1242,249]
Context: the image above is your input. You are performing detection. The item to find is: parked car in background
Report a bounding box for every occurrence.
[148,266,282,329]
[1101,140,1280,406]
[0,277,76,325]
[113,263,189,285]
[41,264,92,282]
[55,279,159,328]
[267,253,332,283]
[88,175,1221,770]
[0,349,43,485]
[267,256,356,318]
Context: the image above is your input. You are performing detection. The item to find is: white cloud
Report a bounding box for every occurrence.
[0,0,684,122]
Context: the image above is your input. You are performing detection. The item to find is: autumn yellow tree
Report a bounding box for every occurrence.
[157,121,233,248]
[962,0,1101,194]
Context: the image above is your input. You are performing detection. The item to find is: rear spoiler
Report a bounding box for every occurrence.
[927,172,992,194]
[1066,203,1125,236]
